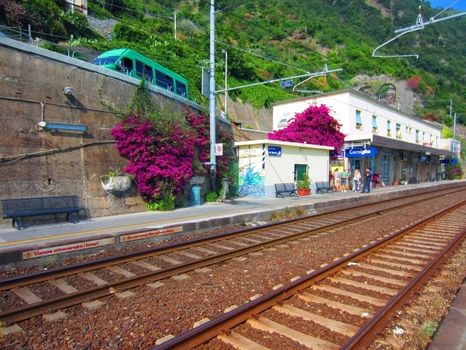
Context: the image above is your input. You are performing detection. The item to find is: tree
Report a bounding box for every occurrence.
[268,104,345,152]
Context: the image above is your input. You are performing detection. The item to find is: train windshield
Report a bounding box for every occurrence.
[92,56,119,65]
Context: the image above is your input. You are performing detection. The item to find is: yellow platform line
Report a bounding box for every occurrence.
[0,208,248,248]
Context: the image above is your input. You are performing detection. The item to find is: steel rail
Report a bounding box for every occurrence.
[342,226,466,349]
[152,200,466,349]
[1,185,462,291]
[0,188,464,326]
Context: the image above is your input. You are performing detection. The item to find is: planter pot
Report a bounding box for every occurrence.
[101,175,132,195]
[297,188,311,196]
[189,176,205,185]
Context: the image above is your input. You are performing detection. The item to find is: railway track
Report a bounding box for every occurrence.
[0,186,464,330]
[154,200,466,349]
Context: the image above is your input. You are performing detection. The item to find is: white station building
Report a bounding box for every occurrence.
[272,89,456,186]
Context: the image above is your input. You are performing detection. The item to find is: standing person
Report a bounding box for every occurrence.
[361,168,373,193]
[340,168,348,191]
[347,168,353,191]
[329,170,335,191]
[334,168,341,191]
[353,168,361,191]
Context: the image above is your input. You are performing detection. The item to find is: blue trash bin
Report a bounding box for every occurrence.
[190,185,201,206]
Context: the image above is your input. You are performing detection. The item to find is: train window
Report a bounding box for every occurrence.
[118,58,133,74]
[175,81,187,97]
[135,60,144,77]
[144,64,154,82]
[155,70,174,91]
[92,56,119,65]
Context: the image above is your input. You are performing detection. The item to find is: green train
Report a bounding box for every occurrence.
[92,48,188,99]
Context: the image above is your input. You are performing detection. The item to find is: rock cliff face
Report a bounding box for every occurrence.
[351,74,419,116]
[0,41,202,227]
[218,94,272,141]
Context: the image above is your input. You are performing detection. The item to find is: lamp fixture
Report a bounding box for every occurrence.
[63,87,74,95]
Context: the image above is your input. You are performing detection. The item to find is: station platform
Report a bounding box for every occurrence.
[0,180,464,265]
[0,180,464,349]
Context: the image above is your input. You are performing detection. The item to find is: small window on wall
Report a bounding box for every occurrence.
[396,123,402,139]
[372,115,378,133]
[294,164,308,181]
[387,120,392,136]
[355,110,362,129]
[416,130,420,143]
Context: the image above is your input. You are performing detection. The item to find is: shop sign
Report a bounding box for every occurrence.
[345,147,377,158]
[268,146,282,156]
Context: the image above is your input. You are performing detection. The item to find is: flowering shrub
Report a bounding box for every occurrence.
[406,76,421,91]
[268,104,345,151]
[112,113,207,201]
[445,163,463,179]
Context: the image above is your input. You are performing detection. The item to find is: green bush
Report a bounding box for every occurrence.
[205,192,218,202]
[445,163,463,179]
[145,201,159,211]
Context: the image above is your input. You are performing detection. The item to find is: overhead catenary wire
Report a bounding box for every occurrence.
[373,1,466,58]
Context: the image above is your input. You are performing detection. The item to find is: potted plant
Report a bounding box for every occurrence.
[297,174,311,196]
[100,169,133,195]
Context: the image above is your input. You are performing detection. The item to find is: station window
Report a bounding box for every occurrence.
[355,110,362,129]
[372,115,378,133]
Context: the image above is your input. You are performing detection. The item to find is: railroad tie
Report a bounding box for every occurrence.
[247,316,340,350]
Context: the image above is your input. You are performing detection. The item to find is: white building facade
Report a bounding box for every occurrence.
[273,89,453,186]
[234,140,333,197]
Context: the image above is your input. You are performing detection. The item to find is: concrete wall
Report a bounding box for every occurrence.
[0,39,204,227]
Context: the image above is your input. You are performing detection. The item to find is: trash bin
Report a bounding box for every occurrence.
[190,185,201,206]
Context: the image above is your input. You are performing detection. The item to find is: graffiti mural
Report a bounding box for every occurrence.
[238,145,265,197]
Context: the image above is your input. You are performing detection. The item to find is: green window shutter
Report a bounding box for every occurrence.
[355,110,362,127]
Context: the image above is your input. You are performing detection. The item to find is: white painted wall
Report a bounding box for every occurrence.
[272,90,443,149]
[236,140,332,197]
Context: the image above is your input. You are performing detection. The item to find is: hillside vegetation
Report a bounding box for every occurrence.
[1,0,465,129]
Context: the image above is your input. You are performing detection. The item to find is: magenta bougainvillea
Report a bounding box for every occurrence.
[112,111,231,202]
[112,113,207,201]
[268,104,345,151]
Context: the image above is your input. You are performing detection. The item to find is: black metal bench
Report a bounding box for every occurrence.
[1,195,82,230]
[274,183,298,198]
[315,181,332,194]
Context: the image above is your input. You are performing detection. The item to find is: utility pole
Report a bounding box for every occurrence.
[224,49,228,117]
[209,0,217,178]
[174,10,177,40]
